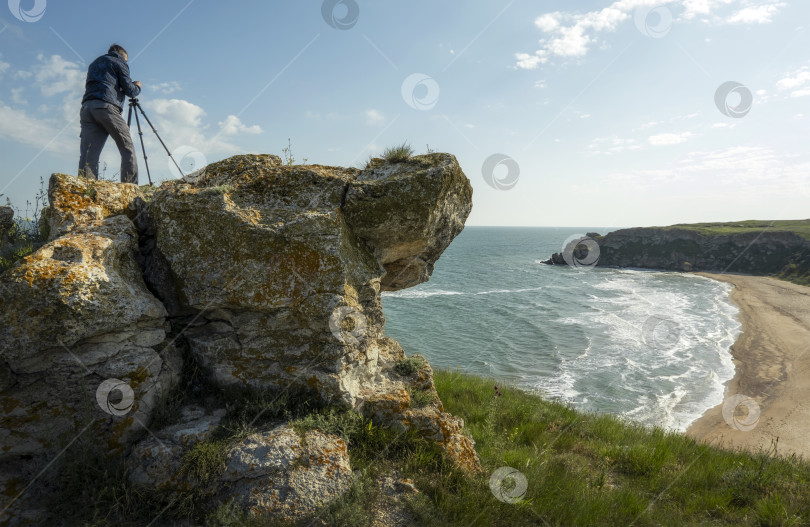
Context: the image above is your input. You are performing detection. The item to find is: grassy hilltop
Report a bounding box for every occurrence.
[661,219,810,241]
[589,219,810,286]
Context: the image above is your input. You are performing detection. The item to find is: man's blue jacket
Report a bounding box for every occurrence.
[81,51,141,112]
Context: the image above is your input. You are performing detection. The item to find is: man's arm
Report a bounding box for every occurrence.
[115,61,142,98]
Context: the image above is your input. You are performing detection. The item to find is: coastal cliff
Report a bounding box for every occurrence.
[545,221,810,283]
[0,153,476,525]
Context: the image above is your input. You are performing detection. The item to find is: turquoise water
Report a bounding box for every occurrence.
[381,227,740,432]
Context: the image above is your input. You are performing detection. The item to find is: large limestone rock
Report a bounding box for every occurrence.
[1,150,478,522]
[147,154,384,407]
[42,172,149,240]
[344,154,473,291]
[0,215,180,460]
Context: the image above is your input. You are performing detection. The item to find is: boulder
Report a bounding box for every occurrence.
[128,405,227,490]
[344,154,473,291]
[145,153,479,471]
[221,425,352,522]
[147,154,385,407]
[0,215,179,460]
[43,172,149,240]
[1,150,480,522]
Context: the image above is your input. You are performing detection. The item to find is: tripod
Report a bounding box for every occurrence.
[127,98,185,185]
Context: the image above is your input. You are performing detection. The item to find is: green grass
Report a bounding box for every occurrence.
[0,222,47,274]
[46,368,810,526]
[661,219,810,241]
[393,355,427,377]
[414,370,810,526]
[380,142,414,163]
[406,387,436,408]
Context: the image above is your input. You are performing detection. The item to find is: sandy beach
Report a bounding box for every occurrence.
[686,273,810,458]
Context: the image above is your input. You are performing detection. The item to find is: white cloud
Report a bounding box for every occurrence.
[674,111,701,120]
[218,115,263,136]
[518,1,785,66]
[151,81,181,95]
[365,109,384,126]
[34,54,84,98]
[728,3,785,24]
[515,51,547,70]
[535,13,561,32]
[305,110,322,120]
[775,67,810,98]
[588,134,642,155]
[776,68,810,90]
[122,98,263,164]
[648,131,694,145]
[0,101,73,154]
[681,0,735,20]
[614,146,810,196]
[11,88,26,105]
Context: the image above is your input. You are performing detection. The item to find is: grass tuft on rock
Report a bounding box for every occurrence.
[393,355,426,377]
[381,142,414,163]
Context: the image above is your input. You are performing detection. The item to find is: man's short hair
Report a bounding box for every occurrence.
[108,44,128,57]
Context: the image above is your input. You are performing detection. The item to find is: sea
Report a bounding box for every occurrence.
[380,227,741,432]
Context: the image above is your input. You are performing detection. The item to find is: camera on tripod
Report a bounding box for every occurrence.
[127,98,186,185]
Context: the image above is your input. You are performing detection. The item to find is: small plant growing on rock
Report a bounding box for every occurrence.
[0,182,49,274]
[407,388,435,408]
[281,138,308,166]
[290,407,365,444]
[381,142,414,163]
[394,355,427,377]
[208,184,233,195]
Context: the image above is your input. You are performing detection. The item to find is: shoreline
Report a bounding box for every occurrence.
[686,273,810,458]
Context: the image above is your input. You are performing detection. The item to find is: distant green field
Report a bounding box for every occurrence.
[657,219,810,241]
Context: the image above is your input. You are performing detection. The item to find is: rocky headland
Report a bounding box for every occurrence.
[0,152,476,525]
[544,223,810,281]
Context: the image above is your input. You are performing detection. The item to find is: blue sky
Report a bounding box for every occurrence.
[0,0,808,227]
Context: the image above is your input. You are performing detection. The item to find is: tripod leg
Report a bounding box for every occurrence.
[135,102,186,177]
[132,108,153,186]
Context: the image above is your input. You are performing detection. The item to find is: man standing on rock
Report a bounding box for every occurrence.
[78,44,142,184]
